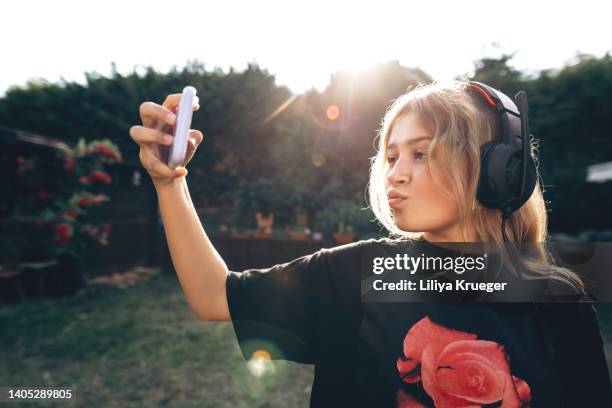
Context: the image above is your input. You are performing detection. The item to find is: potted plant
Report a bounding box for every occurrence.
[333,223,355,244]
[287,226,311,241]
[255,211,274,229]
[288,183,321,225]
[279,181,321,241]
[233,177,284,239]
[254,207,274,239]
[295,206,309,228]
[313,206,339,243]
[314,199,367,244]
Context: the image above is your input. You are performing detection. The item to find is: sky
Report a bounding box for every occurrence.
[2,0,611,97]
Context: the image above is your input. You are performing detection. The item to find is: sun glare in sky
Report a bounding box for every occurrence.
[2,0,611,96]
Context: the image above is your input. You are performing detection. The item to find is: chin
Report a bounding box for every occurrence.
[393,220,423,232]
[394,215,443,233]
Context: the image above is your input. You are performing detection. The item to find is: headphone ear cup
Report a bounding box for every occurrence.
[506,152,538,210]
[476,140,500,209]
[478,142,538,212]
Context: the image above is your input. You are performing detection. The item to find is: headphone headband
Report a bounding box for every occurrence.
[468,82,520,115]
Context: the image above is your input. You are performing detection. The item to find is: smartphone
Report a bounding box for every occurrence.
[166,86,197,168]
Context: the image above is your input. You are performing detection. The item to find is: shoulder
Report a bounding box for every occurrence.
[315,238,418,267]
[316,237,424,279]
[321,237,422,256]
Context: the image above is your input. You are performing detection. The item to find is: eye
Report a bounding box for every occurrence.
[414,150,427,161]
[387,150,427,165]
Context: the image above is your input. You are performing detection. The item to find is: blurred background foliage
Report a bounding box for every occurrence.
[0,53,610,236]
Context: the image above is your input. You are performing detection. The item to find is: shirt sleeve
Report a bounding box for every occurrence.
[560,302,612,405]
[225,248,329,364]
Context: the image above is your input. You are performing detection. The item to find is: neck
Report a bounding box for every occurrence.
[422,223,493,255]
[423,222,478,243]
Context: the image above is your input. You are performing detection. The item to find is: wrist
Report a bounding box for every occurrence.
[153,177,186,194]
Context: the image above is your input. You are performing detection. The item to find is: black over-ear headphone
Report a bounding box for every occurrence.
[466,81,539,280]
[467,81,537,219]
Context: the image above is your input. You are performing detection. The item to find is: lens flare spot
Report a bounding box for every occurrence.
[247,349,276,377]
[326,104,340,121]
[253,349,272,360]
[311,153,326,167]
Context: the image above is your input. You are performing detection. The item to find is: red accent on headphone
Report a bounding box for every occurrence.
[468,83,496,108]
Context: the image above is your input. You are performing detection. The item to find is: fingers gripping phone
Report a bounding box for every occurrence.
[166,86,197,168]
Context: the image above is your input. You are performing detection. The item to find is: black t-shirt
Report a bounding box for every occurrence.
[225,237,612,407]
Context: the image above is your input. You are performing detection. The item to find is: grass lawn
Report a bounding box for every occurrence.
[2,273,611,407]
[0,273,314,407]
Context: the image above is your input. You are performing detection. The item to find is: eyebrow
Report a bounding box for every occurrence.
[387,136,432,149]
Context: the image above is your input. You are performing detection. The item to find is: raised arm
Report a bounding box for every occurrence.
[130,93,230,321]
[155,179,231,321]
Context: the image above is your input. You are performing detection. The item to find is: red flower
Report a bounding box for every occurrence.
[396,316,531,407]
[64,209,79,219]
[54,236,69,246]
[55,223,71,234]
[38,190,49,200]
[53,223,73,246]
[90,170,112,184]
[89,142,123,162]
[16,157,36,174]
[80,175,91,185]
[64,157,75,173]
[78,197,91,206]
[103,222,112,233]
[397,316,476,384]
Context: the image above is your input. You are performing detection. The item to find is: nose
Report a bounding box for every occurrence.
[386,157,412,186]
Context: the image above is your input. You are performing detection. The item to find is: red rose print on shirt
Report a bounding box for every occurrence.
[396,316,531,407]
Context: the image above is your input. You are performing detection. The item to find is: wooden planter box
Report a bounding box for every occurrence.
[333,232,355,244]
[252,229,273,239]
[288,231,310,241]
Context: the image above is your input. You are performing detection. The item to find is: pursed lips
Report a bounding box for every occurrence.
[387,191,409,206]
[387,190,409,200]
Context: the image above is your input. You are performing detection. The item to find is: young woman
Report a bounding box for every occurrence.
[129,80,611,407]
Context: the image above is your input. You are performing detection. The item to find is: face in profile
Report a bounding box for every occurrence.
[384,112,462,241]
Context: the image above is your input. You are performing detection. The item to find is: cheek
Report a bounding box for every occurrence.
[411,169,458,214]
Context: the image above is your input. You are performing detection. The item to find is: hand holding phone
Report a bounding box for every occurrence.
[130,88,203,188]
[167,86,197,168]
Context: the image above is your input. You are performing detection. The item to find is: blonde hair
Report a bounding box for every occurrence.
[367,80,584,291]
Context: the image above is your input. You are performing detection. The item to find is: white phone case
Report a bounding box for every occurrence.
[167,86,197,168]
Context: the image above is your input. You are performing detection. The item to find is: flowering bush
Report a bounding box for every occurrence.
[3,138,122,264]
